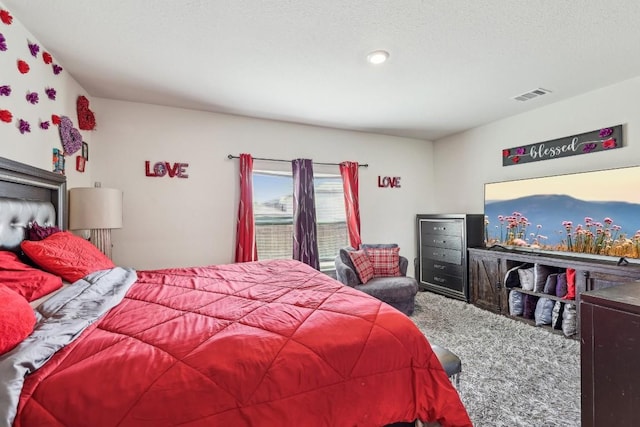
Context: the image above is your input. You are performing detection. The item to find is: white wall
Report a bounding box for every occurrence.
[0,1,93,190]
[91,98,435,270]
[433,76,640,214]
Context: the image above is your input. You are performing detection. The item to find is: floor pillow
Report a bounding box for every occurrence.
[562,303,577,337]
[534,297,554,326]
[509,290,524,316]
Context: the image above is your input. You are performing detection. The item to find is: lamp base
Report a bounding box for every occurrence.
[90,228,112,259]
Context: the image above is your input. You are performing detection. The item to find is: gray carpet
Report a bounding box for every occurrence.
[410,291,581,427]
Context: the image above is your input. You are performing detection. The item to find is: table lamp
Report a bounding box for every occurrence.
[69,186,123,259]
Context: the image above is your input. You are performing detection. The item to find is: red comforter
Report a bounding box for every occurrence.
[15,260,470,426]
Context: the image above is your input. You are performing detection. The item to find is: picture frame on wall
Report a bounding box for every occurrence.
[76,155,86,173]
[52,148,65,175]
[82,142,89,160]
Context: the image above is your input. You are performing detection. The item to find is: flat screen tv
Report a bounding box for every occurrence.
[484,165,640,261]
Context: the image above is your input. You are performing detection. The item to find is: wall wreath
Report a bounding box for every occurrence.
[76,95,96,130]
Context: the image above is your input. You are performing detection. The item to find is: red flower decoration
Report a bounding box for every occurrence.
[77,96,96,130]
[17,60,30,74]
[51,114,61,125]
[502,149,510,157]
[0,109,12,123]
[42,52,52,64]
[0,10,13,25]
[512,156,520,163]
[602,138,617,149]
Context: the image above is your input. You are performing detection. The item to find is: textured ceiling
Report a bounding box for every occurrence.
[4,0,640,141]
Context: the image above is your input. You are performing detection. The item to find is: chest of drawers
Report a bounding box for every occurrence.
[416,214,484,301]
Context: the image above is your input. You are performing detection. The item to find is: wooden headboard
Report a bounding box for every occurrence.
[0,157,66,250]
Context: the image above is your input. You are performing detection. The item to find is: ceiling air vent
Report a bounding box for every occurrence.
[513,88,552,102]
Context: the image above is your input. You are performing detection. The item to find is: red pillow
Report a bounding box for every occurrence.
[348,250,374,284]
[365,247,401,277]
[21,231,115,283]
[0,251,62,301]
[565,268,576,300]
[0,285,36,355]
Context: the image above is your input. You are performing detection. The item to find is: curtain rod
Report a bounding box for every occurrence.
[227,154,368,168]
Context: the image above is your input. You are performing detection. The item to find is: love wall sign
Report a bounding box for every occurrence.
[145,161,189,178]
[378,176,401,188]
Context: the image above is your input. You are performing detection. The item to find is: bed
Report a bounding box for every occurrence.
[0,157,471,427]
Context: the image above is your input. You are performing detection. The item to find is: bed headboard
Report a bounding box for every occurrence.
[0,156,66,251]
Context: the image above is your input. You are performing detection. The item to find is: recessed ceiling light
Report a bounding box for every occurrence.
[367,50,389,65]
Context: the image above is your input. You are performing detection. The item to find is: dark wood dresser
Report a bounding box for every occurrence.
[581,281,640,427]
[415,214,484,301]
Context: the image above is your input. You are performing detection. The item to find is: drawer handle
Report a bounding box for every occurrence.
[434,264,446,270]
[433,276,446,283]
[433,240,446,244]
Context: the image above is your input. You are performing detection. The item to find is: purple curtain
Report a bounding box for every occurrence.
[292,158,320,270]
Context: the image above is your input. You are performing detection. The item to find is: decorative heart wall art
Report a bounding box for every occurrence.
[0,109,12,123]
[59,116,83,154]
[76,95,96,130]
[17,59,29,74]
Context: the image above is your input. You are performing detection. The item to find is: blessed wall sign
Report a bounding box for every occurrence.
[502,124,623,166]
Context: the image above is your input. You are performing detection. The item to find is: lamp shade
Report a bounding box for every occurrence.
[69,187,123,230]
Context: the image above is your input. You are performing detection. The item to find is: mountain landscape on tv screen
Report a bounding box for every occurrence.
[485,194,640,246]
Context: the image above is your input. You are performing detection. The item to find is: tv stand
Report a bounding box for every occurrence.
[468,247,640,337]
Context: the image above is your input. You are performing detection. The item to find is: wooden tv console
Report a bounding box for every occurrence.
[468,247,640,337]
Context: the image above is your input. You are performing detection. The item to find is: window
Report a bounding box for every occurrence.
[253,170,348,270]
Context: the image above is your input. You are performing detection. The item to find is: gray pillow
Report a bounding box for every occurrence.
[534,264,555,293]
[543,273,558,295]
[534,297,554,326]
[339,247,357,271]
[562,303,577,337]
[360,243,398,249]
[509,290,524,316]
[518,267,535,291]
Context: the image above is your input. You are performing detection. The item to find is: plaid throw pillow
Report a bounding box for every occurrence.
[365,247,401,277]
[348,250,374,284]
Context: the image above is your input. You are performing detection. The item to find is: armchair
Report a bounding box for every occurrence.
[334,246,418,315]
